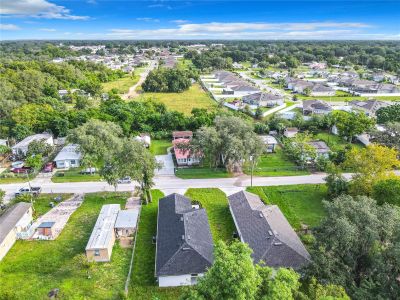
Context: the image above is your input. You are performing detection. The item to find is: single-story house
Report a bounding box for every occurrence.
[302,99,332,115]
[173,138,200,166]
[37,221,56,238]
[114,209,139,238]
[308,141,331,158]
[260,135,279,153]
[228,191,310,269]
[172,131,193,140]
[283,128,299,138]
[54,144,82,169]
[12,133,54,157]
[242,92,284,108]
[155,194,214,287]
[310,84,335,96]
[134,134,151,148]
[0,202,33,261]
[349,100,390,117]
[86,204,120,262]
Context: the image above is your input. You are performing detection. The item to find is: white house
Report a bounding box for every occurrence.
[11,133,54,157]
[283,128,299,138]
[260,135,278,153]
[54,144,82,169]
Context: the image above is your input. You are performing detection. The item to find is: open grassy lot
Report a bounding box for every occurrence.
[129,190,182,300]
[247,184,327,229]
[313,132,363,151]
[150,139,172,155]
[139,84,217,115]
[175,167,231,179]
[0,192,131,300]
[52,168,102,183]
[185,188,235,243]
[244,148,310,177]
[102,74,140,94]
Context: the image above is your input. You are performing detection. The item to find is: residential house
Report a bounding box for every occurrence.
[228,191,310,269]
[308,141,331,158]
[12,133,54,157]
[242,92,284,108]
[283,128,299,138]
[349,100,391,117]
[114,209,139,238]
[54,144,82,169]
[310,84,335,96]
[155,193,214,287]
[287,79,314,94]
[86,204,120,262]
[302,100,332,115]
[173,139,200,166]
[260,135,278,153]
[0,202,33,261]
[172,131,193,140]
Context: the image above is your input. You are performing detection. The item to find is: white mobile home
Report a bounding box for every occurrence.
[11,133,53,157]
[54,144,82,169]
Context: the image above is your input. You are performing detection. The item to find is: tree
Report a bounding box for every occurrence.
[181,241,262,300]
[303,87,312,96]
[332,111,375,143]
[372,177,400,206]
[306,195,400,299]
[27,139,53,157]
[282,132,316,169]
[142,68,192,93]
[305,277,350,300]
[25,154,43,170]
[0,145,10,156]
[371,122,400,152]
[344,144,400,195]
[324,165,349,199]
[0,189,5,209]
[376,104,400,124]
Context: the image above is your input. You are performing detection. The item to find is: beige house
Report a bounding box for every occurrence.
[0,202,33,261]
[114,209,139,238]
[85,204,120,262]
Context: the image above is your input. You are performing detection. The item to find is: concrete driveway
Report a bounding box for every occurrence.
[155,153,175,176]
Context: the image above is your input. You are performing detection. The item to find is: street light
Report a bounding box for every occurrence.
[249,155,255,187]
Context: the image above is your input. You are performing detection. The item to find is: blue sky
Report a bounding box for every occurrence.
[1,0,399,40]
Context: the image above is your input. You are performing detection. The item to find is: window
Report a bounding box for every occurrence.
[70,160,76,164]
[94,249,100,256]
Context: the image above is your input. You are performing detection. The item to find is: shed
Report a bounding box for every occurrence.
[114,209,139,238]
[260,135,278,153]
[37,221,56,237]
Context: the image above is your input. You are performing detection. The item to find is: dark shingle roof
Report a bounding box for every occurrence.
[228,191,310,269]
[155,194,214,276]
[0,202,32,244]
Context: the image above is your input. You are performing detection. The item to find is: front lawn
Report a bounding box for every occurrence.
[150,139,172,155]
[175,167,232,179]
[0,176,30,184]
[0,192,131,300]
[244,148,310,177]
[139,84,217,115]
[247,184,327,229]
[52,168,102,183]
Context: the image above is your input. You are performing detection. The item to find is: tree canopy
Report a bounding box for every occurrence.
[142,68,193,93]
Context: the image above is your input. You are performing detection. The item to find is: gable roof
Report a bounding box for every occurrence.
[54,144,82,162]
[303,99,332,112]
[228,191,310,269]
[0,202,32,244]
[156,194,214,277]
[243,92,283,103]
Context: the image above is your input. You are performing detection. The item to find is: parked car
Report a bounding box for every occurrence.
[11,167,32,174]
[43,162,54,173]
[15,186,42,197]
[80,167,97,174]
[11,161,24,169]
[118,176,132,184]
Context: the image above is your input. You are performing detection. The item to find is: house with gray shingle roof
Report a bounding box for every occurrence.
[349,100,391,117]
[228,191,310,269]
[302,99,332,115]
[243,92,284,107]
[155,194,214,287]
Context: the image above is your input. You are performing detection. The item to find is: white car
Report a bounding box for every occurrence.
[118,176,132,184]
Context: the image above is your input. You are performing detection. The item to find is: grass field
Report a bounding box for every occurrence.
[244,148,310,177]
[52,168,102,183]
[0,192,131,300]
[313,132,363,151]
[175,167,232,179]
[139,84,217,115]
[150,139,172,155]
[102,74,140,94]
[247,184,327,229]
[0,175,30,184]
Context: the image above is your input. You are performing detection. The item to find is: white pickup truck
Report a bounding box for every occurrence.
[15,186,42,197]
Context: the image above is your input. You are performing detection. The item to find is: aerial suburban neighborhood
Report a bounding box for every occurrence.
[0,1,399,299]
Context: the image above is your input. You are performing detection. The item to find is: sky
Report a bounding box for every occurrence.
[0,0,399,40]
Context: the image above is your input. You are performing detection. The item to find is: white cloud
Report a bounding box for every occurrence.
[171,19,189,24]
[148,3,172,9]
[106,21,381,40]
[0,23,20,30]
[136,17,159,22]
[0,0,89,20]
[39,28,56,31]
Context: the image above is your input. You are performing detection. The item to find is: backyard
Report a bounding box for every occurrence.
[0,192,131,300]
[138,83,217,115]
[313,132,363,151]
[247,184,327,229]
[149,139,171,155]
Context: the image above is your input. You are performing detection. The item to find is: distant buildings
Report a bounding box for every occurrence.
[242,92,284,108]
[349,100,391,117]
[302,99,332,115]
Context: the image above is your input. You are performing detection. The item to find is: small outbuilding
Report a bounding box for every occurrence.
[114,209,139,238]
[260,135,278,153]
[37,222,56,238]
[283,128,299,138]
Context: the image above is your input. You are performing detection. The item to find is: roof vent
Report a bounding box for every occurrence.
[187,235,191,240]
[180,216,184,221]
[182,247,191,251]
[268,230,273,236]
[181,235,185,240]
[259,212,263,218]
[273,242,283,246]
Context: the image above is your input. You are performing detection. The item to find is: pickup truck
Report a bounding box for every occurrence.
[15,186,42,197]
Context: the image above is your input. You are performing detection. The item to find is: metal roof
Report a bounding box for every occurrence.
[85,204,120,250]
[114,209,139,229]
[12,133,52,149]
[38,221,56,228]
[54,144,82,162]
[0,202,32,244]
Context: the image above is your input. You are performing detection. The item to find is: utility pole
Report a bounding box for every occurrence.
[250,155,255,187]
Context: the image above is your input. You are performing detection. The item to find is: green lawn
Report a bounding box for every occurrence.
[150,139,172,155]
[185,188,235,243]
[175,167,232,179]
[313,132,363,151]
[102,74,140,94]
[0,192,131,300]
[247,184,327,229]
[129,190,182,300]
[244,148,310,177]
[0,175,30,184]
[138,84,217,115]
[52,168,102,183]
